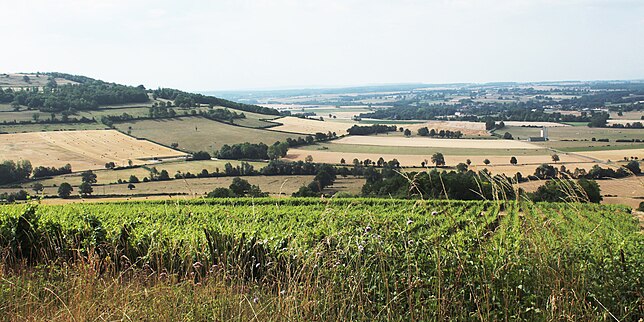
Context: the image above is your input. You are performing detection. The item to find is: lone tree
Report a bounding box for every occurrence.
[431,152,445,167]
[229,177,252,196]
[127,183,136,190]
[403,129,412,137]
[305,155,314,163]
[57,182,73,198]
[483,159,491,165]
[466,159,472,166]
[31,182,44,194]
[624,160,641,174]
[81,170,97,184]
[510,156,518,165]
[79,182,93,196]
[551,154,560,163]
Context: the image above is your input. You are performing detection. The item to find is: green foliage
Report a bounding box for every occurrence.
[347,124,396,135]
[207,187,236,198]
[0,160,33,185]
[79,182,93,196]
[431,152,445,166]
[229,177,252,196]
[3,73,149,111]
[57,182,73,198]
[152,88,280,115]
[530,178,602,203]
[624,160,641,174]
[0,200,641,320]
[417,127,463,138]
[191,151,212,161]
[80,170,97,184]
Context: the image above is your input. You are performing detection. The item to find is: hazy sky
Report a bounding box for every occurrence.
[2,0,643,91]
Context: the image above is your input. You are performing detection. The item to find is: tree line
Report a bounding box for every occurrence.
[417,127,464,138]
[347,124,397,135]
[1,74,149,112]
[152,88,280,116]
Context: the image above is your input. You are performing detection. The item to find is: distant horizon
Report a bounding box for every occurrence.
[5,71,644,94]
[2,1,643,92]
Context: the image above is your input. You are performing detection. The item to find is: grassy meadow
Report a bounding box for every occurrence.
[113,117,303,152]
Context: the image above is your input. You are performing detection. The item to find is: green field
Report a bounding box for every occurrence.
[113,116,304,152]
[299,142,549,156]
[0,199,641,320]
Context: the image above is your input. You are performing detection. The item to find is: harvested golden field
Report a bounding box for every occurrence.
[399,120,489,136]
[502,121,569,127]
[269,116,355,134]
[0,130,186,171]
[576,149,644,162]
[332,136,542,149]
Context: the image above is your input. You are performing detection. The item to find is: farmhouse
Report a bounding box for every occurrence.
[528,126,549,142]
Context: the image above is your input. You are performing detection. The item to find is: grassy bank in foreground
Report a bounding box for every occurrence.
[0,198,642,321]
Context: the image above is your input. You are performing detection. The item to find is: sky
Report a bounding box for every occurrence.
[1,0,643,91]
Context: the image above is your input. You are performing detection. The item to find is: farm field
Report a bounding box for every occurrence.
[607,119,644,125]
[113,117,303,152]
[0,175,365,199]
[332,136,541,149]
[610,110,644,120]
[228,109,281,128]
[501,121,568,127]
[0,73,78,88]
[0,199,640,320]
[0,122,107,133]
[576,148,644,162]
[6,160,269,188]
[395,120,489,136]
[503,125,644,141]
[518,176,644,208]
[0,130,186,171]
[285,146,584,168]
[296,142,548,156]
[269,116,355,134]
[0,110,48,122]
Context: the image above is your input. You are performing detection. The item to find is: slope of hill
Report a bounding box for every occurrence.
[0,72,279,116]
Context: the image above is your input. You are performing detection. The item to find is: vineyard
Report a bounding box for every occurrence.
[0,199,642,320]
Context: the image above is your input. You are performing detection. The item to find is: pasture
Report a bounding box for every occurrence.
[0,73,78,88]
[0,130,186,171]
[0,175,365,199]
[0,122,107,133]
[113,117,303,152]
